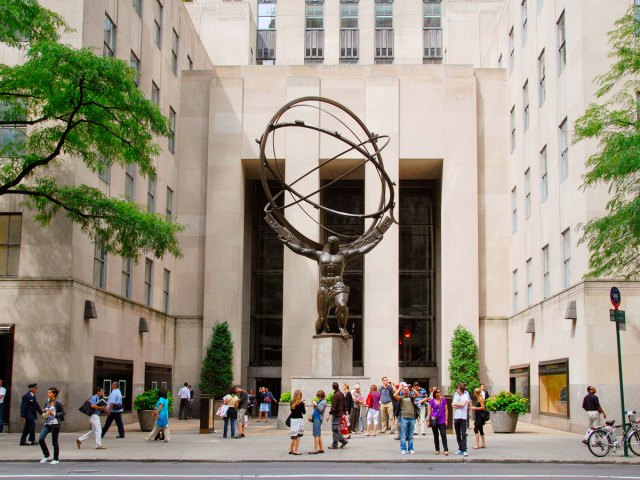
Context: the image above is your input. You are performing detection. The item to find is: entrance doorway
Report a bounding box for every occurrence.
[0,325,15,432]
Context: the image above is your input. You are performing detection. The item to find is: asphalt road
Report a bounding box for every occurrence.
[0,462,639,479]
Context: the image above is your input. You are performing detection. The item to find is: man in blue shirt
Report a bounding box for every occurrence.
[379,376,395,434]
[77,386,107,449]
[101,382,125,439]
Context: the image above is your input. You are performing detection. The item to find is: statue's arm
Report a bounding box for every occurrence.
[265,213,318,260]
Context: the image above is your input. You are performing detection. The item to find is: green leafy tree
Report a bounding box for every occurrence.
[199,321,234,399]
[447,325,479,394]
[0,0,182,259]
[573,6,640,279]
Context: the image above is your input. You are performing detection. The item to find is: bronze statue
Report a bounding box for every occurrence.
[267,214,392,337]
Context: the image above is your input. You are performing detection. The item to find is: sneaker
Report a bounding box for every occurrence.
[50,460,59,465]
[394,436,400,440]
[454,450,463,455]
[95,445,107,450]
[463,451,469,457]
[401,450,407,455]
[76,439,81,449]
[39,458,50,463]
[409,450,415,455]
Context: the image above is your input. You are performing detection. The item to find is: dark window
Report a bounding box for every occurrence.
[257,0,276,64]
[399,181,436,366]
[250,181,283,366]
[509,365,531,412]
[144,363,172,391]
[93,357,134,411]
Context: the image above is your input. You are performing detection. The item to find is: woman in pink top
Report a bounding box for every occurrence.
[365,384,381,436]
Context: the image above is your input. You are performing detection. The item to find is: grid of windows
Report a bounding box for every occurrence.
[122,258,132,299]
[144,258,153,307]
[340,1,359,61]
[147,177,156,213]
[540,146,548,202]
[375,0,394,62]
[305,1,324,62]
[130,51,141,86]
[526,258,532,307]
[521,0,528,45]
[508,27,514,74]
[154,1,163,48]
[562,229,570,289]
[163,269,171,314]
[542,245,549,299]
[171,29,179,75]
[168,107,176,153]
[257,0,277,64]
[511,186,517,233]
[524,168,531,219]
[423,0,442,61]
[538,50,546,105]
[0,214,21,276]
[125,164,136,201]
[103,14,116,57]
[559,119,568,181]
[512,269,519,314]
[523,80,529,131]
[93,241,107,288]
[557,11,566,74]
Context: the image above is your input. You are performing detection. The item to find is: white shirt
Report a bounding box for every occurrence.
[452,390,470,420]
[178,386,191,399]
[0,386,5,404]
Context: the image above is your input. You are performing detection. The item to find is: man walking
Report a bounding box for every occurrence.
[0,379,6,436]
[582,386,606,443]
[77,386,107,450]
[379,376,395,434]
[178,383,191,420]
[452,382,470,456]
[327,382,348,449]
[101,382,125,439]
[19,383,41,446]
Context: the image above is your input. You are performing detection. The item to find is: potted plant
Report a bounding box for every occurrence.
[276,391,292,430]
[134,389,174,432]
[485,391,528,433]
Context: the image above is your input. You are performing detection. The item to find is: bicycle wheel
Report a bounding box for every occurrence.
[587,430,611,457]
[627,430,640,456]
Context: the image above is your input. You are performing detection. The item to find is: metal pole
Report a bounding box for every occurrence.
[615,309,628,457]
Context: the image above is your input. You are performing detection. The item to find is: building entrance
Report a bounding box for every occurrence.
[0,325,14,432]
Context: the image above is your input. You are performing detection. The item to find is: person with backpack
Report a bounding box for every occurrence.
[38,387,65,464]
[76,386,107,450]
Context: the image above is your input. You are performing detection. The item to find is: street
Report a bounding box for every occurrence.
[0,462,639,480]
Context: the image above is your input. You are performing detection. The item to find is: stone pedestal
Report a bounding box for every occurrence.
[312,333,353,377]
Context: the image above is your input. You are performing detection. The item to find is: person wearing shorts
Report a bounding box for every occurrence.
[365,384,381,436]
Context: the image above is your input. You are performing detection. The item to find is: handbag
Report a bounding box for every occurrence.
[216,404,229,418]
[285,414,291,427]
[79,400,93,416]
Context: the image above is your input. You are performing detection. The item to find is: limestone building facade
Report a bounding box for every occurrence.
[0,0,638,434]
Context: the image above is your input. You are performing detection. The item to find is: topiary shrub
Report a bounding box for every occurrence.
[447,324,480,394]
[279,391,292,403]
[485,391,529,415]
[134,389,174,414]
[199,321,234,399]
[326,390,334,405]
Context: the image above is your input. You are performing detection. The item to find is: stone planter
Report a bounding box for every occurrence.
[137,410,156,432]
[276,403,290,430]
[490,411,519,433]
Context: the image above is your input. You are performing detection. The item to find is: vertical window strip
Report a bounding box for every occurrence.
[511,186,517,233]
[130,51,141,86]
[524,168,531,219]
[163,268,170,314]
[121,258,132,298]
[538,50,545,106]
[103,14,116,58]
[542,245,549,299]
[510,106,516,152]
[562,229,570,288]
[512,269,519,314]
[147,177,156,213]
[521,0,528,45]
[171,29,179,75]
[93,241,107,288]
[540,145,548,201]
[0,213,22,276]
[166,186,174,219]
[144,258,153,307]
[557,11,566,74]
[559,119,568,181]
[526,258,532,307]
[508,27,514,74]
[523,80,529,131]
[168,107,176,153]
[154,0,163,48]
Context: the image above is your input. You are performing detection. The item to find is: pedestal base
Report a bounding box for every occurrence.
[312,333,353,377]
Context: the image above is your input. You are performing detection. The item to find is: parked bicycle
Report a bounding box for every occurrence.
[586,410,640,457]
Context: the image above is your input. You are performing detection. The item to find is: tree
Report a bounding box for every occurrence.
[0,0,182,259]
[199,322,234,399]
[573,6,640,279]
[447,325,479,394]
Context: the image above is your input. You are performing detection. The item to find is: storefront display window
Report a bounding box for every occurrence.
[539,359,569,417]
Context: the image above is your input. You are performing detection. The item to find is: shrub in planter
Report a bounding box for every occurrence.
[279,391,292,403]
[134,389,174,432]
[485,391,528,433]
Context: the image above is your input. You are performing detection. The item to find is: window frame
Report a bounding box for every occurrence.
[562,228,571,289]
[521,0,528,45]
[512,268,519,314]
[557,11,566,74]
[147,177,156,213]
[523,80,529,131]
[542,244,550,299]
[93,241,107,289]
[511,186,517,233]
[524,168,531,219]
[144,258,153,307]
[103,14,116,58]
[171,29,179,75]
[0,213,22,276]
[538,49,546,106]
[121,257,133,299]
[559,119,568,182]
[154,0,163,49]
[540,145,548,202]
[526,257,532,307]
[163,268,171,314]
[168,107,176,153]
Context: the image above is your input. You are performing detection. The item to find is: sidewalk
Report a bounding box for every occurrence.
[0,418,638,464]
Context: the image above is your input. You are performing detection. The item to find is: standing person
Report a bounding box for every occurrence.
[247,389,256,419]
[309,390,327,454]
[222,387,239,439]
[38,387,65,465]
[0,379,6,436]
[145,388,170,443]
[287,390,306,455]
[235,386,249,438]
[365,384,381,436]
[470,387,487,449]
[257,387,269,422]
[20,383,41,446]
[101,382,125,439]
[343,384,352,439]
[582,386,606,443]
[327,382,348,449]
[177,383,191,420]
[350,384,363,434]
[267,388,276,420]
[426,388,449,455]
[480,383,490,400]
[76,386,107,450]
[187,385,194,419]
[378,376,395,434]
[452,382,471,456]
[394,383,417,455]
[413,381,428,436]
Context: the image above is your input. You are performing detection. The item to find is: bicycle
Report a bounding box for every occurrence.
[586,410,640,457]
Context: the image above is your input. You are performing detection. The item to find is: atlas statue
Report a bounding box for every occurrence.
[259,97,397,338]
